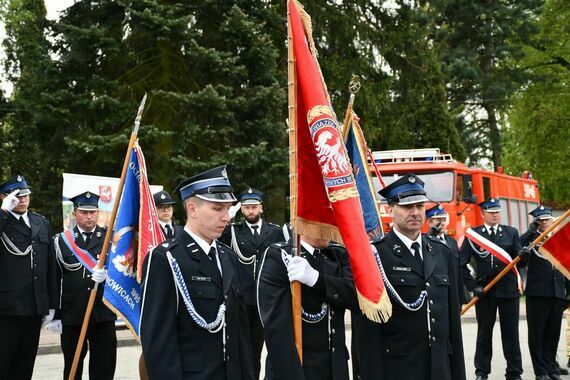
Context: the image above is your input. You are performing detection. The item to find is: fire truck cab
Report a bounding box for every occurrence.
[371,148,540,244]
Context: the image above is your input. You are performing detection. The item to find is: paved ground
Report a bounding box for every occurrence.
[32,307,570,379]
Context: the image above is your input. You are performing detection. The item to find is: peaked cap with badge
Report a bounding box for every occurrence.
[478,198,501,212]
[69,191,99,211]
[174,165,237,203]
[529,204,554,220]
[378,173,428,205]
[237,187,264,205]
[426,203,448,219]
[153,190,176,206]
[0,174,31,196]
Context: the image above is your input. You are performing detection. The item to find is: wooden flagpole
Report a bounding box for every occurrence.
[68,94,147,380]
[287,3,303,363]
[461,208,570,316]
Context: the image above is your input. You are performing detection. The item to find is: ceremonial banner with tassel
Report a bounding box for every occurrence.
[344,113,383,240]
[538,211,570,279]
[288,0,391,322]
[103,142,164,336]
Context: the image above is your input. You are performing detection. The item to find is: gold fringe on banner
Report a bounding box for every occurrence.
[357,288,392,323]
[294,217,343,245]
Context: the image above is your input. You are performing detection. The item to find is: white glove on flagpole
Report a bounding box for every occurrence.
[92,268,107,283]
[45,320,62,334]
[1,190,20,212]
[287,256,319,287]
[41,308,55,328]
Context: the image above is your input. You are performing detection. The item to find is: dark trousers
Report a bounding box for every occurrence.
[61,321,117,380]
[247,305,264,379]
[0,315,42,380]
[526,296,566,376]
[474,296,522,379]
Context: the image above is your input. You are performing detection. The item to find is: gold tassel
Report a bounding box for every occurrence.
[294,217,344,245]
[357,288,392,323]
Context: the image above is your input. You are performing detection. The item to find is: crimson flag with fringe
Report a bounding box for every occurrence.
[538,215,570,280]
[288,0,391,322]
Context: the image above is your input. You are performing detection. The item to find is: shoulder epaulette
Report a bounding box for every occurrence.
[329,242,343,247]
[426,234,447,245]
[30,211,48,220]
[267,222,280,228]
[371,235,386,244]
[217,240,233,251]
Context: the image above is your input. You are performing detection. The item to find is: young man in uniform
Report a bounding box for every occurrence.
[352,174,466,380]
[257,234,358,380]
[0,175,58,380]
[460,198,523,380]
[49,191,115,379]
[153,190,182,239]
[140,166,254,380]
[520,205,569,380]
[220,187,283,379]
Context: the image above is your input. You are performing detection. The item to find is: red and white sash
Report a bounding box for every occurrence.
[465,228,523,293]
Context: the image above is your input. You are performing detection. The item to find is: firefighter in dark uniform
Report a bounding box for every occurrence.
[140,165,254,380]
[0,175,58,380]
[352,174,466,380]
[219,187,283,379]
[153,190,183,239]
[50,191,117,379]
[460,198,524,380]
[520,205,569,380]
[257,235,358,380]
[426,203,467,304]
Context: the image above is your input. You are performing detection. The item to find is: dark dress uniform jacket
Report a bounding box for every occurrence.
[54,226,116,325]
[352,232,466,380]
[442,234,468,304]
[460,225,522,297]
[520,229,570,299]
[220,221,284,305]
[0,210,57,315]
[258,242,359,380]
[140,232,254,380]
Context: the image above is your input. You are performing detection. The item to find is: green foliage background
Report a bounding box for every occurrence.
[0,0,568,226]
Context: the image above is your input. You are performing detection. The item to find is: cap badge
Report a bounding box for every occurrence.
[248,188,253,194]
[408,176,416,183]
[17,175,22,182]
[86,192,91,198]
[540,206,544,210]
[438,205,443,210]
[160,194,166,199]
[221,168,228,179]
[490,198,495,202]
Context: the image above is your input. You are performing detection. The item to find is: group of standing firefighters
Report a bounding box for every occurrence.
[0,168,567,380]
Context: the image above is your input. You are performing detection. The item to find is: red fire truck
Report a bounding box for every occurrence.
[371,148,540,245]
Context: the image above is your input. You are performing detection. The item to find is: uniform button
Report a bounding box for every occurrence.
[432,337,436,342]
[226,356,230,361]
[443,278,447,283]
[330,310,335,316]
[87,287,91,291]
[385,348,390,353]
[429,300,434,305]
[224,295,228,300]
[34,276,37,280]
[331,329,336,334]
[87,275,91,278]
[32,240,35,243]
[198,291,203,296]
[400,278,405,283]
[332,347,335,353]
[226,335,230,341]
[333,294,339,300]
[426,282,430,287]
[431,318,435,323]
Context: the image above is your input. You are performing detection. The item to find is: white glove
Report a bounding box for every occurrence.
[1,190,20,212]
[287,256,319,287]
[41,308,55,328]
[229,202,241,219]
[45,319,62,334]
[92,268,107,283]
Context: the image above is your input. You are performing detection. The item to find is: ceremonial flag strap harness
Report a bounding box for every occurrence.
[370,244,434,345]
[1,233,34,269]
[465,228,523,292]
[165,251,228,360]
[230,225,256,275]
[54,230,98,272]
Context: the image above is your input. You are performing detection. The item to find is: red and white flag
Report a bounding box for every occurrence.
[538,215,570,280]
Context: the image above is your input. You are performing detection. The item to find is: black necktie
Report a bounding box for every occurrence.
[489,227,496,238]
[411,242,423,267]
[252,225,260,240]
[165,224,173,239]
[18,216,29,228]
[208,246,217,262]
[83,232,92,245]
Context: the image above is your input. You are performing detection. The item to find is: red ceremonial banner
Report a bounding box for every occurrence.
[289,0,391,322]
[538,216,570,280]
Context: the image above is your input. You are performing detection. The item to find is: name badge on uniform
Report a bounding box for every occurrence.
[191,276,211,282]
[393,266,411,272]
